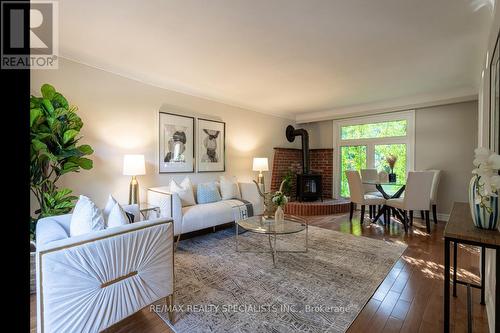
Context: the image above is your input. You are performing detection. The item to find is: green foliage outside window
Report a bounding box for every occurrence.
[339,120,409,197]
[375,144,407,195]
[340,146,366,197]
[341,120,407,140]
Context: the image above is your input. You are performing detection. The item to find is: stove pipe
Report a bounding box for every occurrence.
[285,125,310,174]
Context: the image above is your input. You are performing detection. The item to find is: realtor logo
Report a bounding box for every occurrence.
[1,1,58,69]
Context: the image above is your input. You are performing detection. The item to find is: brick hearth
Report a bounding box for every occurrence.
[271,147,333,199]
[284,199,350,216]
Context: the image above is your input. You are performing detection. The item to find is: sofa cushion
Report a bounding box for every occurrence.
[70,195,106,237]
[170,177,196,207]
[103,194,117,221]
[219,175,241,200]
[196,181,222,204]
[107,202,130,228]
[181,200,236,234]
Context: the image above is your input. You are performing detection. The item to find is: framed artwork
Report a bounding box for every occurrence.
[490,32,499,154]
[159,112,195,173]
[197,118,225,172]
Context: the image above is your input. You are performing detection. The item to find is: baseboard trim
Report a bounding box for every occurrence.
[437,213,449,222]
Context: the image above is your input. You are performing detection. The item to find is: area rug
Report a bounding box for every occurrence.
[154,225,406,333]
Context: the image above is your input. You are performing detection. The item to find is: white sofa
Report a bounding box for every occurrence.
[36,204,174,333]
[147,182,264,238]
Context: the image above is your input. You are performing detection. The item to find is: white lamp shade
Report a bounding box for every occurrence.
[123,154,146,175]
[252,157,269,172]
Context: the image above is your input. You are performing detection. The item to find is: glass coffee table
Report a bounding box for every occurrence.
[235,215,308,267]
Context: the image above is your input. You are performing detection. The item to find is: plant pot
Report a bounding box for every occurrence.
[388,173,397,183]
[468,176,500,230]
[275,206,285,222]
[30,241,36,294]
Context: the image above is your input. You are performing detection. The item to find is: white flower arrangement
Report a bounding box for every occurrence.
[271,191,288,207]
[472,147,500,210]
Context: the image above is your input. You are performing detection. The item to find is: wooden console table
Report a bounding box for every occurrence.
[443,202,500,332]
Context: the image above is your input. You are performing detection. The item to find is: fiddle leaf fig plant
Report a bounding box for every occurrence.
[30,83,94,240]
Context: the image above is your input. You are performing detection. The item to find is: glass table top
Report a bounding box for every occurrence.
[139,202,160,211]
[362,180,406,186]
[236,215,307,235]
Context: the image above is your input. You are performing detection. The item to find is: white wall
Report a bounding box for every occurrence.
[30,58,297,209]
[301,101,478,216]
[414,102,478,216]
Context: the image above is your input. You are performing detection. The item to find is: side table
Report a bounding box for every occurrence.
[139,202,160,220]
[443,202,500,332]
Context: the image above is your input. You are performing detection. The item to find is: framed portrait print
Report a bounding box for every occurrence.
[159,112,195,173]
[197,118,225,172]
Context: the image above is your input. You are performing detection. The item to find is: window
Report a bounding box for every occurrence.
[341,120,407,140]
[333,111,415,197]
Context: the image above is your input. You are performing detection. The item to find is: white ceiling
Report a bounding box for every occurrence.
[59,0,493,120]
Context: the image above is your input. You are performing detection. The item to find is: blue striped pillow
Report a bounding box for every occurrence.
[197,182,222,204]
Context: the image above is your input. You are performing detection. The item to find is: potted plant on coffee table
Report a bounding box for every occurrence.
[272,182,289,222]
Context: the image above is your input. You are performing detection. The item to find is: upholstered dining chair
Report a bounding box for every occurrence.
[360,169,379,194]
[360,168,383,218]
[386,171,434,233]
[419,169,442,224]
[346,170,386,223]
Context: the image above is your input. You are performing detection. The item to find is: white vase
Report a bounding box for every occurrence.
[275,206,285,222]
[468,176,500,230]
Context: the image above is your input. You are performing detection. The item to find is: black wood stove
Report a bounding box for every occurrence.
[286,125,323,202]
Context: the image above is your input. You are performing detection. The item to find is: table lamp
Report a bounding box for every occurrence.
[252,157,269,188]
[123,154,146,205]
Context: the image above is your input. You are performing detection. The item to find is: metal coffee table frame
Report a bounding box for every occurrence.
[235,215,308,267]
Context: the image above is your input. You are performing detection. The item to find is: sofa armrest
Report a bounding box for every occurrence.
[37,217,174,332]
[147,187,183,235]
[239,182,264,215]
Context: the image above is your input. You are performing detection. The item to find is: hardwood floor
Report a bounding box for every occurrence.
[30,212,490,333]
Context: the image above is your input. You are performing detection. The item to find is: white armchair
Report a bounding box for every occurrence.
[36,204,174,333]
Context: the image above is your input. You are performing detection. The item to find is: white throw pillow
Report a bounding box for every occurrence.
[70,195,105,237]
[170,177,196,207]
[219,175,241,200]
[103,194,117,221]
[107,202,130,228]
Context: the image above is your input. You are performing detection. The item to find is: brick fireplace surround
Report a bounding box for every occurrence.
[270,147,350,215]
[270,147,333,199]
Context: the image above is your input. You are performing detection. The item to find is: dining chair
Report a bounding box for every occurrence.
[419,169,441,224]
[360,168,382,218]
[386,171,434,233]
[346,170,386,223]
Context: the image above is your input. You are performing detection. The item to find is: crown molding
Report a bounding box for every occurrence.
[295,87,478,123]
[57,55,296,121]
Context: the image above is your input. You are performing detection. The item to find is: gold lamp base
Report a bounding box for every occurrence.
[129,176,140,205]
[257,172,265,191]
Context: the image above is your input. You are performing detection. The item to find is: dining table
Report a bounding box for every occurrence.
[362,180,406,225]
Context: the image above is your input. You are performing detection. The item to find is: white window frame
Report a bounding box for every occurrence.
[332,110,415,198]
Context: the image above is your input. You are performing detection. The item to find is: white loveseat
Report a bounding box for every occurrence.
[36,204,174,333]
[147,182,264,238]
